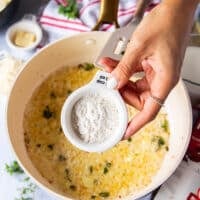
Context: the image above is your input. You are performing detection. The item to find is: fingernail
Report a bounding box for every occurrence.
[107,77,118,89]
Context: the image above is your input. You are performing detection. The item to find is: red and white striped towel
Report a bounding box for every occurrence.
[40,0,160,42]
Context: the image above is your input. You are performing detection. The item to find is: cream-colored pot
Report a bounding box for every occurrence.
[6,32,192,200]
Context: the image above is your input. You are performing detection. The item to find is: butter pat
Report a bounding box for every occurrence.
[13,30,36,48]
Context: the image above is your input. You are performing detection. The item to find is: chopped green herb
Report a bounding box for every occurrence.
[21,187,34,195]
[158,137,165,146]
[23,177,30,182]
[50,92,56,98]
[89,166,93,174]
[78,63,95,71]
[99,192,110,198]
[65,168,69,174]
[36,144,41,148]
[106,162,112,168]
[151,136,165,151]
[103,167,108,174]
[43,106,53,119]
[67,90,72,95]
[161,119,169,132]
[91,195,96,199]
[58,0,79,19]
[127,137,132,142]
[58,154,66,161]
[5,161,24,175]
[69,185,76,191]
[65,169,72,182]
[47,144,54,150]
[6,161,37,200]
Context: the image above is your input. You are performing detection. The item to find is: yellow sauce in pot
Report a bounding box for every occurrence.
[24,64,170,200]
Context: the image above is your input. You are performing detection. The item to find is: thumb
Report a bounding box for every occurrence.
[111,49,141,89]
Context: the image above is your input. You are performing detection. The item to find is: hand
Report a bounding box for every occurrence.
[99,1,198,139]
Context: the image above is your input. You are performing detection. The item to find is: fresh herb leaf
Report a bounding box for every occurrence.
[23,177,30,182]
[91,195,96,199]
[47,144,54,150]
[158,137,165,146]
[151,136,165,151]
[6,161,37,200]
[161,119,169,132]
[5,161,24,175]
[58,0,79,19]
[78,63,95,71]
[106,162,112,168]
[50,91,56,98]
[69,185,76,191]
[99,192,110,198]
[36,144,41,148]
[43,105,53,119]
[103,167,108,174]
[65,169,72,182]
[21,187,34,195]
[58,154,66,161]
[89,166,93,174]
[67,89,72,95]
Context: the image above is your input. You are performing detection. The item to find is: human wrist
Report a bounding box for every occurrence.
[162,0,199,16]
[159,0,198,33]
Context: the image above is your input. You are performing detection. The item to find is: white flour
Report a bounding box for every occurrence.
[71,93,119,144]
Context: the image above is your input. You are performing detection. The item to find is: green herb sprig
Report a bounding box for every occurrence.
[58,0,79,19]
[5,161,24,175]
[5,160,37,200]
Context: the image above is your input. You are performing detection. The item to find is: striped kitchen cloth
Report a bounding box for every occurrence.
[39,0,160,42]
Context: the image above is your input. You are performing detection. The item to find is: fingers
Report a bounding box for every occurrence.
[98,57,118,72]
[120,80,149,110]
[135,77,150,93]
[120,84,143,110]
[123,59,171,139]
[99,41,144,90]
[123,96,161,139]
[111,54,140,89]
[108,39,144,89]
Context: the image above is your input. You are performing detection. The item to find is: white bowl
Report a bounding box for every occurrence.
[6,14,42,51]
[61,71,128,152]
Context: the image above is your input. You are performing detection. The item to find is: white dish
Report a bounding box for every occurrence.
[6,14,42,52]
[61,70,128,152]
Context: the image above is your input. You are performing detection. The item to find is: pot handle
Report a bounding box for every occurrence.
[92,0,119,30]
[92,0,151,31]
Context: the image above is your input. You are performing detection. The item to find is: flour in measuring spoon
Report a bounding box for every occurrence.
[71,93,119,144]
